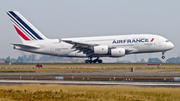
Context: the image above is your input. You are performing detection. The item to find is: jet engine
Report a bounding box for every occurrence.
[94,45,108,54]
[111,48,125,57]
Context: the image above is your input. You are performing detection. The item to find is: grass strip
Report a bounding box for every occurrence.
[0,84,179,101]
[1,68,180,73]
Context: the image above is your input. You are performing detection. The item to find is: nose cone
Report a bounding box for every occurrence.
[168,42,174,49]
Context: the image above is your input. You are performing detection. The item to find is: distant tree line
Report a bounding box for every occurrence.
[0,55,83,63]
[117,58,163,63]
[1,55,180,63]
[117,57,180,63]
[166,57,180,63]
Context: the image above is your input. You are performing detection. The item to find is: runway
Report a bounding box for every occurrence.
[0,80,180,87]
[0,72,180,82]
[1,63,180,87]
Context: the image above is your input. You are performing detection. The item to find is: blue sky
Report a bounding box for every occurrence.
[0,0,180,62]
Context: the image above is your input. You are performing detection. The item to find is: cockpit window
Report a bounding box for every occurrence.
[165,40,169,42]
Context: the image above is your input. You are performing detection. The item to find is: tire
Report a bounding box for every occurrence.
[98,59,102,63]
[93,59,97,63]
[85,60,89,63]
[162,56,165,59]
[89,60,93,63]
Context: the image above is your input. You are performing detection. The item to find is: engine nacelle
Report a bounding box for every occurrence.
[111,48,125,57]
[94,45,108,54]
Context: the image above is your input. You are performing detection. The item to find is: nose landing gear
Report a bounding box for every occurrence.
[85,57,103,63]
[161,52,165,59]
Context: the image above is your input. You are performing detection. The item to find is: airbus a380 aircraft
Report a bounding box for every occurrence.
[7,11,174,63]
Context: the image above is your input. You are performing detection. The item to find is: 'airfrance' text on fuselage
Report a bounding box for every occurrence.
[112,38,149,44]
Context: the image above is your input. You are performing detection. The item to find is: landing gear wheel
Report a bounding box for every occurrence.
[89,60,92,63]
[85,60,89,63]
[85,57,103,63]
[93,59,97,63]
[98,59,102,63]
[161,52,165,59]
[162,56,165,59]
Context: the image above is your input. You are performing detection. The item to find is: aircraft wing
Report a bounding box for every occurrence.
[63,40,134,56]
[63,40,99,46]
[62,40,99,56]
[11,43,41,49]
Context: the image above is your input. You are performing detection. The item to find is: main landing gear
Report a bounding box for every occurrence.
[85,57,103,63]
[161,52,165,59]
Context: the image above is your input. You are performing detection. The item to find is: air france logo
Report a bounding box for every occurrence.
[150,38,154,42]
[112,38,150,44]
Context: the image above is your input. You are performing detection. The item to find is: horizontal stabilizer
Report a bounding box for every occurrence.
[11,43,40,49]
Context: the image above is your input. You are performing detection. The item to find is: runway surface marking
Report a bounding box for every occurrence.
[0,80,180,86]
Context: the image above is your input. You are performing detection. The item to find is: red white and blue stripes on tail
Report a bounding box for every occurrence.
[7,11,47,41]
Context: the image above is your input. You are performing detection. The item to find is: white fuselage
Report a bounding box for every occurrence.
[16,34,174,58]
